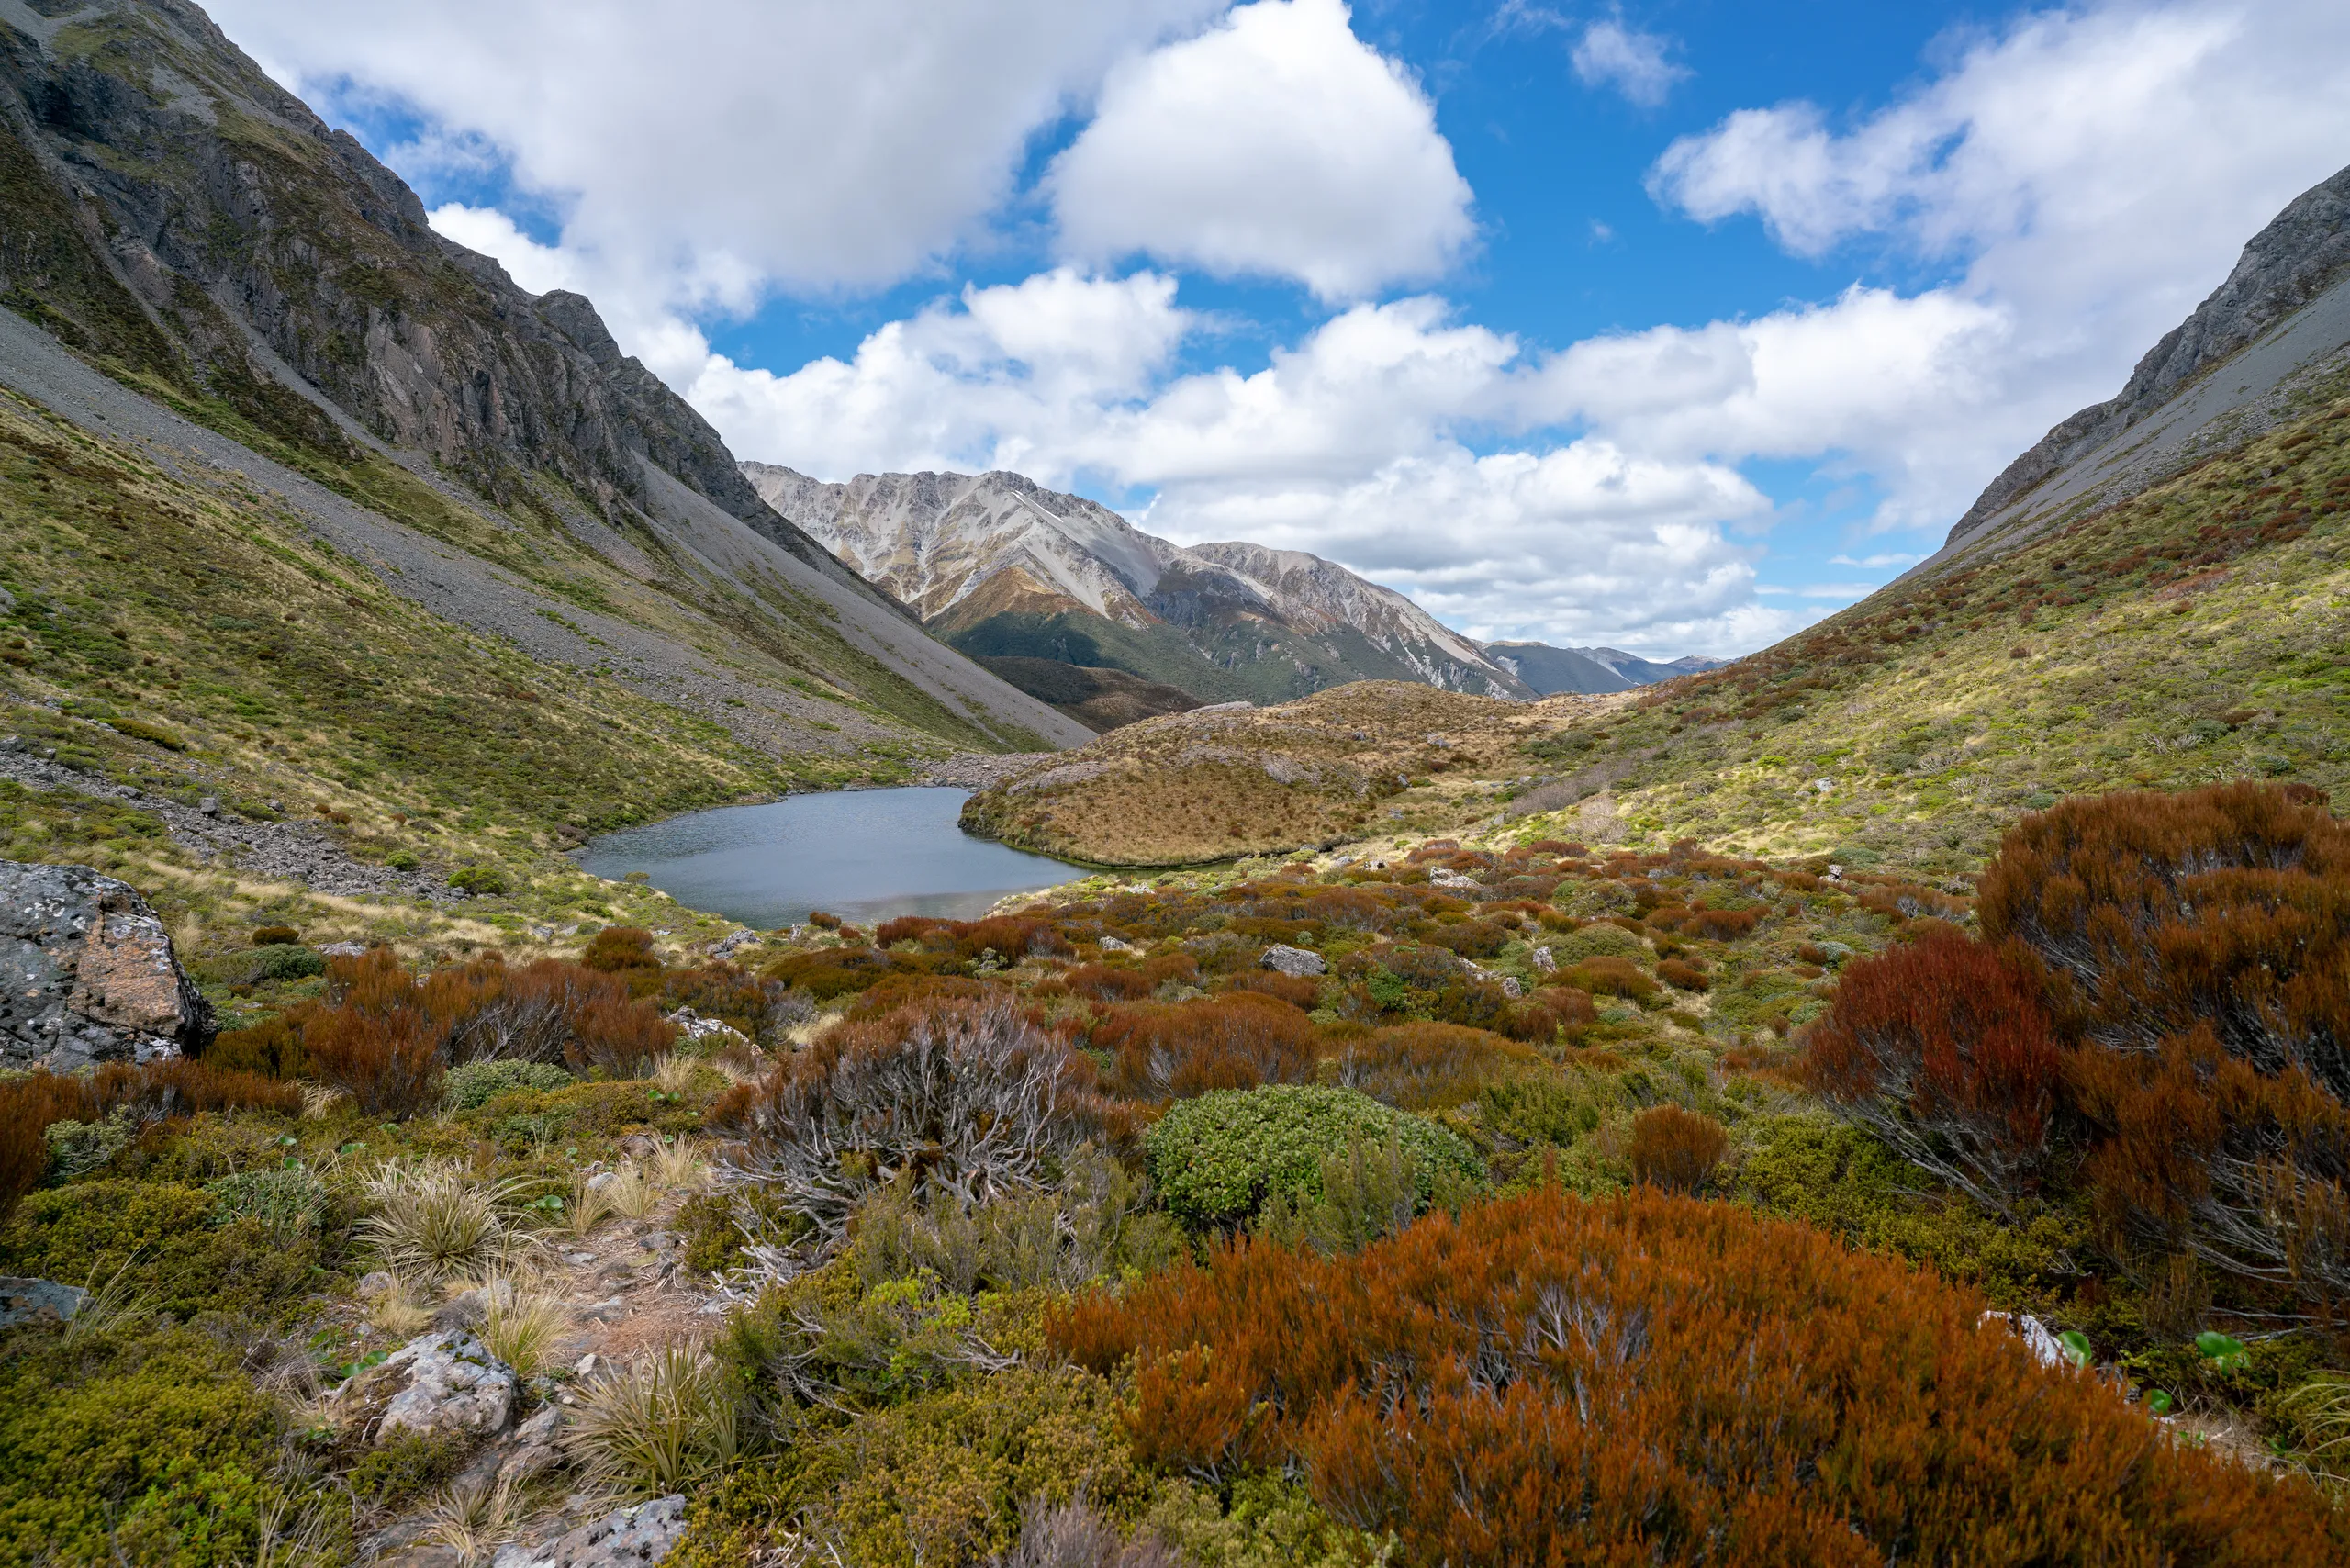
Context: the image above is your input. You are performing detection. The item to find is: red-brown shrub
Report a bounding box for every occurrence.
[291,950,680,1114]
[1224,970,1321,1009]
[1091,993,1322,1099]
[762,946,905,1000]
[1801,928,2060,1215]
[300,950,445,1116]
[1,1059,306,1217]
[872,914,943,947]
[1562,955,1654,1001]
[1426,919,1509,958]
[1977,783,2350,1295]
[1628,1104,1729,1192]
[1062,962,1157,1002]
[1326,1022,1537,1110]
[1978,782,2350,1067]
[89,1058,304,1123]
[1684,905,1762,940]
[1051,1188,2345,1565]
[204,1014,308,1078]
[0,1072,95,1218]
[567,994,677,1076]
[1655,957,1709,991]
[580,925,660,971]
[1490,986,1597,1045]
[1855,880,1968,925]
[841,973,1009,1022]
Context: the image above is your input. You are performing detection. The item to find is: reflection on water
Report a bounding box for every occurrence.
[575,787,1079,929]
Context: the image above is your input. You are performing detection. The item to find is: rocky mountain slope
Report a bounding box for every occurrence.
[0,0,1084,791]
[1934,161,2350,566]
[745,462,1533,708]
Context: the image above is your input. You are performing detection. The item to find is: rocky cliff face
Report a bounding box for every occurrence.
[0,0,815,557]
[746,462,1531,703]
[1949,162,2350,547]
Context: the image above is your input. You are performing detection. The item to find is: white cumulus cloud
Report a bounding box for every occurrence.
[1047,0,1475,299]
[1572,17,1689,106]
[209,0,1225,308]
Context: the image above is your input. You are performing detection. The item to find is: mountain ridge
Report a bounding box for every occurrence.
[0,0,1094,871]
[1940,161,2350,563]
[744,460,1537,709]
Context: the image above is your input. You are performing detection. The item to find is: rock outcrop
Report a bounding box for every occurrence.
[1259,944,1326,978]
[0,0,797,546]
[0,860,208,1070]
[0,1276,85,1328]
[492,1496,688,1568]
[329,1330,519,1443]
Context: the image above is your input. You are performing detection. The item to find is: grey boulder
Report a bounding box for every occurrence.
[0,859,210,1070]
[1259,944,1326,978]
[0,1276,87,1328]
[493,1496,688,1568]
[331,1330,518,1441]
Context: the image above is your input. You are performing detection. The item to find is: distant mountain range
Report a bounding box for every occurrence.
[744,464,1538,722]
[1483,642,1723,695]
[744,463,1713,727]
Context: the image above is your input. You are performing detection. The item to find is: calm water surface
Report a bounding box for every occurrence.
[576,787,1080,928]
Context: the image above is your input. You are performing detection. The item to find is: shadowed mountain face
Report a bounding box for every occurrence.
[744,462,1534,707]
[968,655,1201,733]
[0,0,1088,762]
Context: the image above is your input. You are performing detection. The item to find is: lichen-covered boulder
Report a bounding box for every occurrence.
[331,1330,518,1442]
[1259,943,1326,978]
[492,1496,688,1568]
[0,860,210,1070]
[0,1277,87,1328]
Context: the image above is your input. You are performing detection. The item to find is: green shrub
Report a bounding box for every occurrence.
[347,1432,466,1509]
[0,1180,322,1321]
[1548,923,1648,964]
[203,1167,328,1242]
[0,1325,286,1567]
[448,865,510,897]
[385,849,420,871]
[1145,1085,1483,1230]
[250,926,299,947]
[42,1107,138,1182]
[1144,1473,1392,1568]
[250,944,325,982]
[1734,1114,2077,1299]
[676,1367,1146,1568]
[442,1058,575,1112]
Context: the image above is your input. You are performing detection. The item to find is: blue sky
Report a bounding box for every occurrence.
[215,0,2350,657]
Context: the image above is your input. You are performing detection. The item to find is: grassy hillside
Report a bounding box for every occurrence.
[960,683,1583,866]
[1502,385,2350,876]
[0,383,902,964]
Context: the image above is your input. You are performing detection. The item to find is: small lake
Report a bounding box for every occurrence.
[575,786,1081,929]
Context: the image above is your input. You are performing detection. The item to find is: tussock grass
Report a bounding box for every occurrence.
[565,1343,739,1497]
[475,1272,570,1382]
[420,1475,526,1565]
[360,1160,533,1284]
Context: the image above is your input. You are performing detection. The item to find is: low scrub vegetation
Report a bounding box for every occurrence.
[1053,1188,2345,1565]
[14,772,2350,1563]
